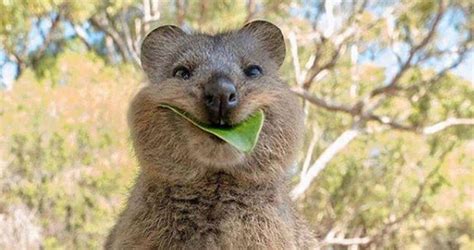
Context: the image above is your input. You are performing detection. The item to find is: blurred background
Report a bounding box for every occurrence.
[0,0,473,249]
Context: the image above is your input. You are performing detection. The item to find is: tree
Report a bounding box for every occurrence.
[1,0,473,249]
[284,0,473,247]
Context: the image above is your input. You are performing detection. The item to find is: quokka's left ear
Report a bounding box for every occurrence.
[240,20,286,67]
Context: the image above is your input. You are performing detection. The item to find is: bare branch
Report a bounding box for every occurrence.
[368,159,446,245]
[321,151,451,247]
[291,87,357,115]
[119,12,141,65]
[35,20,47,41]
[5,50,24,68]
[370,0,446,97]
[176,0,186,27]
[134,18,143,50]
[150,0,160,19]
[197,0,209,26]
[3,45,25,78]
[292,93,471,201]
[32,13,62,64]
[90,16,130,62]
[402,38,471,94]
[291,123,363,200]
[72,24,92,50]
[323,237,371,246]
[142,0,161,33]
[143,0,151,32]
[301,128,320,178]
[368,114,474,134]
[299,1,374,90]
[288,32,303,85]
[245,0,257,22]
[294,87,473,136]
[319,160,442,247]
[320,226,369,247]
[367,114,416,132]
[423,118,474,134]
[302,33,351,89]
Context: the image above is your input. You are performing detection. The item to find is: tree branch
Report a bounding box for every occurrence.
[291,87,358,115]
[294,87,474,136]
[197,0,209,26]
[302,31,352,89]
[245,0,257,22]
[323,237,371,246]
[300,128,320,179]
[119,12,141,65]
[72,23,92,50]
[299,0,373,90]
[368,115,474,134]
[32,13,62,64]
[370,0,445,97]
[291,122,363,200]
[367,114,416,132]
[288,32,303,85]
[142,0,161,33]
[176,0,186,27]
[291,99,472,200]
[320,160,442,247]
[422,118,474,134]
[90,15,130,62]
[6,51,25,77]
[402,37,471,95]
[367,157,446,245]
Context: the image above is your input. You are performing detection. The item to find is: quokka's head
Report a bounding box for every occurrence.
[129,21,303,182]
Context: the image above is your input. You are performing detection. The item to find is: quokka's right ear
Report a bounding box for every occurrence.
[140,25,186,82]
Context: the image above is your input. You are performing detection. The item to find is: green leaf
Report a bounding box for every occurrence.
[159,104,264,153]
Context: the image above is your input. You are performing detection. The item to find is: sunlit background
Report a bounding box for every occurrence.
[0,0,473,249]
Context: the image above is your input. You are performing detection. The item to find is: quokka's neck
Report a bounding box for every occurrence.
[139,170,288,205]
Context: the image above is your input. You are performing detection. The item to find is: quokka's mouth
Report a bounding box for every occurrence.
[159,104,264,153]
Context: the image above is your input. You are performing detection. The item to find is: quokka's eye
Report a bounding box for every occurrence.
[173,66,192,80]
[243,65,263,78]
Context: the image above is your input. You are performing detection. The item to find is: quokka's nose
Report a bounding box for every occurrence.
[203,75,239,126]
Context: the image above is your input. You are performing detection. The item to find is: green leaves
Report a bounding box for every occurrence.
[159,104,264,153]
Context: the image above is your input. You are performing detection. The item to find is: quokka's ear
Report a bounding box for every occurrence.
[240,20,286,67]
[140,25,186,81]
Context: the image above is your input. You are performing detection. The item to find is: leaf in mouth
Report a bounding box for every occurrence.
[159,104,264,153]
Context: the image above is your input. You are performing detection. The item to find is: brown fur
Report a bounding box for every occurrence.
[105,20,316,249]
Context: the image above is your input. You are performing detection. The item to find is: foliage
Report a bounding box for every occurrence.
[0,51,139,248]
[0,0,473,249]
[159,104,265,153]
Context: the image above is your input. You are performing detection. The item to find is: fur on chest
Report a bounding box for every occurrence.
[140,173,286,245]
